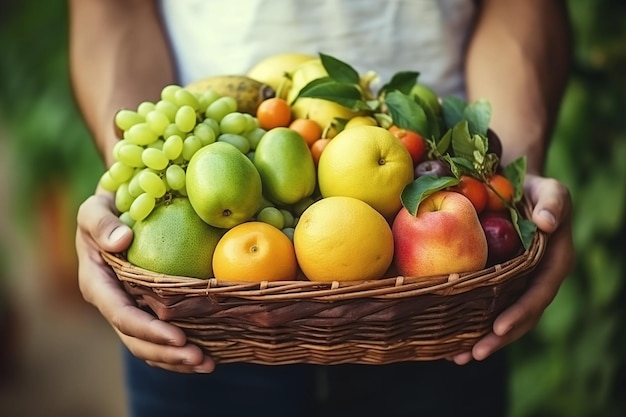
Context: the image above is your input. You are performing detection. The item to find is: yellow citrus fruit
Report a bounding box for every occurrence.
[344,116,378,129]
[317,125,414,220]
[293,196,394,282]
[247,52,316,99]
[127,198,225,279]
[212,221,298,282]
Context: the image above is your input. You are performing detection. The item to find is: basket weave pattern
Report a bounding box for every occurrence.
[103,201,546,365]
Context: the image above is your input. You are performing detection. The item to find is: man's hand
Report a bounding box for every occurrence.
[76,191,215,373]
[452,174,575,364]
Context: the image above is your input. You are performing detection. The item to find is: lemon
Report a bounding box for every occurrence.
[317,125,414,220]
[294,196,394,282]
[127,198,225,279]
[247,52,316,99]
[344,116,378,129]
[186,142,262,228]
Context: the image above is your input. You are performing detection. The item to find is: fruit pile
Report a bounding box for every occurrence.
[100,53,536,283]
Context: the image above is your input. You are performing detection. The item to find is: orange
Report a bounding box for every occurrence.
[256,97,292,130]
[212,221,298,282]
[485,174,514,211]
[309,138,330,166]
[450,175,488,214]
[289,118,323,147]
[293,196,394,282]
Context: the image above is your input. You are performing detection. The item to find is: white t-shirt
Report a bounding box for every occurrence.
[159,0,477,98]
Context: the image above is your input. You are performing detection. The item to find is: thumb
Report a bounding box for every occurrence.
[524,175,571,234]
[77,193,133,253]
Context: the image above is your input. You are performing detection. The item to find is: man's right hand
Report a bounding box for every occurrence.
[76,191,215,373]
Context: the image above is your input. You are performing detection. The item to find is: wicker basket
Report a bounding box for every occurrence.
[102,200,546,365]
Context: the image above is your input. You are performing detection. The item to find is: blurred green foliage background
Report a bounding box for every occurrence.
[0,1,624,416]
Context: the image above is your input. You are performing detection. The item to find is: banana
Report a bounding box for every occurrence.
[185,75,275,115]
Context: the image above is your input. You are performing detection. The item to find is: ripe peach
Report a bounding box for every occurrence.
[392,191,488,278]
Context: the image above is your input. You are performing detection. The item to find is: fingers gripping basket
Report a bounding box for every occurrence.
[102,201,546,365]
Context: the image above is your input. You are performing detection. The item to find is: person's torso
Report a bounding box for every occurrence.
[159,0,477,97]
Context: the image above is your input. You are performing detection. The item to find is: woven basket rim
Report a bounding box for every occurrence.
[102,221,546,302]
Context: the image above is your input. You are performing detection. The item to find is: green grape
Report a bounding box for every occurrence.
[128,171,144,197]
[147,139,164,150]
[202,117,221,137]
[281,227,295,241]
[245,127,267,150]
[246,150,255,161]
[129,193,155,222]
[165,164,186,190]
[117,143,145,168]
[138,170,166,198]
[112,139,126,161]
[257,206,285,230]
[257,195,275,213]
[174,88,200,110]
[99,171,120,192]
[142,147,169,171]
[163,123,184,139]
[217,133,250,154]
[219,112,248,135]
[163,135,183,160]
[182,135,203,160]
[177,185,188,197]
[126,122,158,146]
[172,155,185,165]
[118,211,135,228]
[161,84,182,102]
[193,123,216,146]
[115,183,135,213]
[145,110,171,136]
[198,89,221,112]
[109,161,134,183]
[280,209,295,228]
[155,99,178,121]
[137,101,157,117]
[175,105,197,133]
[205,96,237,122]
[115,109,144,131]
[243,113,260,132]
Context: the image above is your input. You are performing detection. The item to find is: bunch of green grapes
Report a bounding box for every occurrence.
[98,84,267,226]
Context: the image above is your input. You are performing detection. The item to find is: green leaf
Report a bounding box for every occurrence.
[509,208,537,250]
[503,156,527,203]
[441,96,467,130]
[412,93,442,140]
[379,71,419,96]
[449,121,473,158]
[447,155,475,177]
[464,99,492,135]
[384,91,430,138]
[401,175,459,216]
[296,77,364,109]
[436,129,452,155]
[319,52,360,84]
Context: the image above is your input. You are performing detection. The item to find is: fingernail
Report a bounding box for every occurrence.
[193,367,212,374]
[539,209,556,227]
[109,226,127,243]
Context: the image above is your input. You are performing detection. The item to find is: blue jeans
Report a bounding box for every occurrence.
[123,346,508,417]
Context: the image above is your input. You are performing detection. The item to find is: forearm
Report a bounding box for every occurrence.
[465,0,571,174]
[69,0,177,167]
